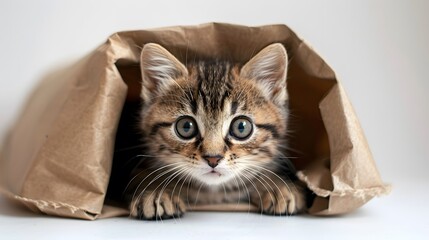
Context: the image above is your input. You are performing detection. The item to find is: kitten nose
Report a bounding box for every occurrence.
[203,155,223,168]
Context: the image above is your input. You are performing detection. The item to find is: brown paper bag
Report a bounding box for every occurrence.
[0,23,390,220]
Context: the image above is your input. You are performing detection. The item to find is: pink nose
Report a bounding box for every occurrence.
[203,155,223,168]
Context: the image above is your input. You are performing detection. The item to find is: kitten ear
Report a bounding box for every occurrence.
[140,43,187,104]
[240,43,288,106]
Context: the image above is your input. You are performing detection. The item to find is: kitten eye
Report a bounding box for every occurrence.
[175,116,198,139]
[230,116,253,140]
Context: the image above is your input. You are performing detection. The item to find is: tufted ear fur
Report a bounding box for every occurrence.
[140,43,188,105]
[240,43,288,106]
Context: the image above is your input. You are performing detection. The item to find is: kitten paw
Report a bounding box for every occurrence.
[130,192,186,220]
[254,184,306,215]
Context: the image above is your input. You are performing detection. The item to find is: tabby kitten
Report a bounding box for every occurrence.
[126,43,306,220]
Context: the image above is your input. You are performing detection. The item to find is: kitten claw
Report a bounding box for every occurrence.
[130,192,186,220]
[253,182,306,216]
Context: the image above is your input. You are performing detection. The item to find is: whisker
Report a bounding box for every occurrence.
[131,164,184,214]
[124,162,183,197]
[239,162,298,206]
[252,163,297,194]
[193,182,204,208]
[186,174,194,208]
[154,167,187,221]
[169,169,192,222]
[178,170,194,210]
[229,168,242,209]
[139,165,187,221]
[241,169,277,214]
[234,169,264,216]
[230,167,251,213]
[244,168,288,216]
[243,168,274,193]
[221,182,227,203]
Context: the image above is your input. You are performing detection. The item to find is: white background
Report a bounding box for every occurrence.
[0,0,428,239]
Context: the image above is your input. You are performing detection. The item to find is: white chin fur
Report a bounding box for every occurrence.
[192,167,235,186]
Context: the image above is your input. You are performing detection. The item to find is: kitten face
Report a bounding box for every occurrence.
[140,43,288,186]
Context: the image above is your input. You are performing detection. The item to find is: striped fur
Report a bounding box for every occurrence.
[126,43,306,220]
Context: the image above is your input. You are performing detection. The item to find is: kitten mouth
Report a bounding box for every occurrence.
[205,170,222,177]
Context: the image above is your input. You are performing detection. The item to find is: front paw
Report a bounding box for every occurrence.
[253,183,306,215]
[130,191,186,220]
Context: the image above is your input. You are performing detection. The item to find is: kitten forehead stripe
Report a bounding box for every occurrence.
[231,101,239,115]
[184,89,198,114]
[197,61,233,112]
